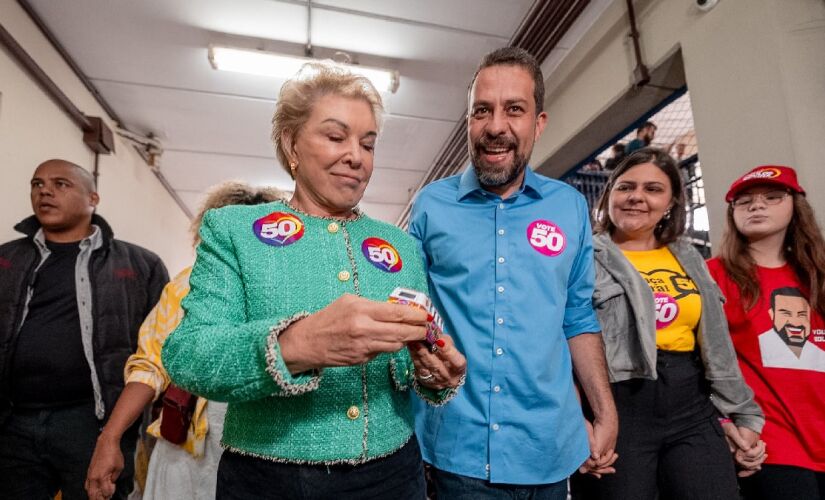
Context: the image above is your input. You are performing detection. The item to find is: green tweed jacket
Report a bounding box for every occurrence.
[163,201,452,464]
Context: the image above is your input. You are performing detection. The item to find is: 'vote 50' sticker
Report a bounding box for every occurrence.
[253,212,304,246]
[654,293,679,329]
[362,237,403,272]
[526,220,566,256]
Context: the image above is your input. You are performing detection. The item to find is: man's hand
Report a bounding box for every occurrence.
[578,419,619,478]
[85,432,123,499]
[568,333,619,478]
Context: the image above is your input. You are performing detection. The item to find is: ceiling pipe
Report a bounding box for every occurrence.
[305,0,314,57]
[14,0,194,219]
[0,21,92,132]
[17,0,124,125]
[625,0,651,88]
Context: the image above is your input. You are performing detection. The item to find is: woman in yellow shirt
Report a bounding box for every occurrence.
[573,148,764,500]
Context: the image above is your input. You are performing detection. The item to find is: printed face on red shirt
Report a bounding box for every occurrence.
[770,293,811,348]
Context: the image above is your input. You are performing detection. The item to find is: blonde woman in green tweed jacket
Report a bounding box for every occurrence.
[162,63,466,499]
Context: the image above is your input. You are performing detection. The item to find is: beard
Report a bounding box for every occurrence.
[777,323,808,347]
[470,135,528,189]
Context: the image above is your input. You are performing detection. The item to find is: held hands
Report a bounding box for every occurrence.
[280,294,432,373]
[721,421,767,477]
[408,334,467,390]
[85,433,123,499]
[579,418,619,478]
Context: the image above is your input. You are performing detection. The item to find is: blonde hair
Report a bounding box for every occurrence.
[271,61,384,179]
[191,181,284,246]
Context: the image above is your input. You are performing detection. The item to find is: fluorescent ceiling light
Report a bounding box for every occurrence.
[209,46,399,93]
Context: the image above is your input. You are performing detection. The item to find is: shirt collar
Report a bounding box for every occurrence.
[33,225,103,255]
[85,225,104,251]
[457,165,544,202]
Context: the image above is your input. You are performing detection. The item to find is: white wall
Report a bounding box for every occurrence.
[0,0,193,274]
[534,0,825,246]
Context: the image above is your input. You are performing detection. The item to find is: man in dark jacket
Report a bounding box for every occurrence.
[0,159,168,499]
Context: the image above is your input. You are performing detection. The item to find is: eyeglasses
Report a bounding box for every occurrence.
[731,190,790,208]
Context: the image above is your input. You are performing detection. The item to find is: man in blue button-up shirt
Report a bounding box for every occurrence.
[410,47,618,498]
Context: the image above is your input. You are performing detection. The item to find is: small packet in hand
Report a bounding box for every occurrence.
[388,287,444,351]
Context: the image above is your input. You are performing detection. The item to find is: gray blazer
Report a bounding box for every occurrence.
[592,233,764,432]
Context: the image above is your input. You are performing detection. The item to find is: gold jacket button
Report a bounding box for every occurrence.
[327,222,340,234]
[347,406,360,420]
[338,270,351,282]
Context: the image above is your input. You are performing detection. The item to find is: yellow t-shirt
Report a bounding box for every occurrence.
[622,247,701,352]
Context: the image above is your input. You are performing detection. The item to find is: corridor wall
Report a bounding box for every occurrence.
[533,0,825,246]
[0,1,193,273]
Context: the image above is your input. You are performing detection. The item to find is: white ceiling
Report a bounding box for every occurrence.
[28,0,536,222]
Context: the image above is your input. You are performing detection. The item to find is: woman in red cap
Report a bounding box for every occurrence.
[707,165,825,499]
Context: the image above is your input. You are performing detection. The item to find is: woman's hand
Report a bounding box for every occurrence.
[407,334,467,390]
[85,433,122,499]
[85,382,155,499]
[279,294,429,373]
[734,440,767,477]
[721,421,767,477]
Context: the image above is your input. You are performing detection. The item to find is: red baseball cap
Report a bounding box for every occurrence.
[725,165,805,202]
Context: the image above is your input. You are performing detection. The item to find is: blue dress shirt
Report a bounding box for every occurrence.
[409,166,601,485]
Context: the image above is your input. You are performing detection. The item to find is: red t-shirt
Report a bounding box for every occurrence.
[707,259,825,472]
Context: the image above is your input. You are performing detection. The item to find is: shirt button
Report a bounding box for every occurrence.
[498,229,505,236]
[338,270,351,282]
[346,406,360,420]
[492,423,500,431]
[497,286,504,293]
[497,318,504,325]
[327,222,340,234]
[497,257,505,264]
[496,348,504,356]
[486,463,491,471]
[498,203,505,209]
[493,385,501,393]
